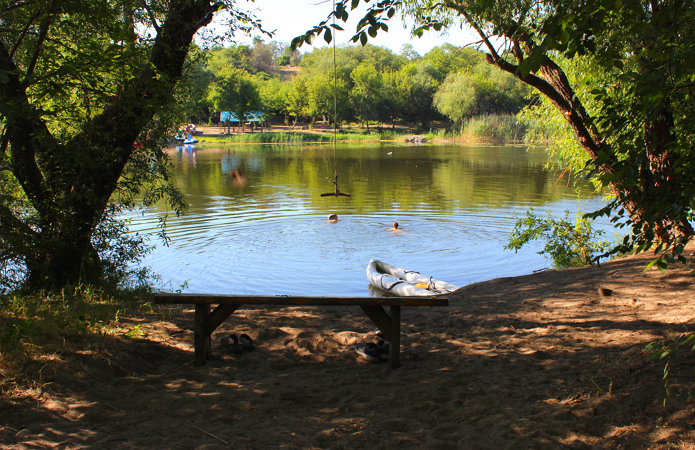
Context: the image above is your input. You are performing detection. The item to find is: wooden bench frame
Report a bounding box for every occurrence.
[153,294,449,369]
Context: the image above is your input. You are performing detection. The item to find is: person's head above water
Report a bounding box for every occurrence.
[393,222,399,229]
[328,214,338,222]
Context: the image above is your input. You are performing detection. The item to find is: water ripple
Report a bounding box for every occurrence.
[126,144,611,295]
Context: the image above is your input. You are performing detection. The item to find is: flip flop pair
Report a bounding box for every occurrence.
[219,334,255,354]
[355,340,389,363]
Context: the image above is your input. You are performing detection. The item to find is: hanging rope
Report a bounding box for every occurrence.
[321,0,350,198]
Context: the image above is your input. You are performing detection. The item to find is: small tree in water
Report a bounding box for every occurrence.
[505,209,610,269]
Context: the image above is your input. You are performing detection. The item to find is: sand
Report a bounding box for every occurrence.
[2,249,695,449]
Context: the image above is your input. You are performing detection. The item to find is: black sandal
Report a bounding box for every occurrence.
[219,335,243,354]
[355,342,380,363]
[239,334,255,351]
[376,340,389,361]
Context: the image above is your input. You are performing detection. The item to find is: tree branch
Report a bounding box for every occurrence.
[0,202,38,240]
[22,1,57,88]
[143,1,162,34]
[0,40,54,215]
[9,8,42,59]
[1,1,35,15]
[66,0,219,202]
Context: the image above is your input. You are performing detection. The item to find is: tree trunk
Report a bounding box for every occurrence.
[482,46,693,243]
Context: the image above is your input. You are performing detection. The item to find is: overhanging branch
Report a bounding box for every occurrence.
[0,40,55,215]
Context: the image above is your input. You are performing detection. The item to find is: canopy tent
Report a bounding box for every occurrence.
[220,111,264,123]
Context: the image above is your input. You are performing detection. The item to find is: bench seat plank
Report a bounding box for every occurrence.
[153,293,448,307]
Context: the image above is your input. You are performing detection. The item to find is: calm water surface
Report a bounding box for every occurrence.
[126,143,609,295]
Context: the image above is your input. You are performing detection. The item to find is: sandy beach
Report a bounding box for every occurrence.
[2,249,695,449]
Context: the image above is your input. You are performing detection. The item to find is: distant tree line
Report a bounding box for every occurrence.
[182,39,532,130]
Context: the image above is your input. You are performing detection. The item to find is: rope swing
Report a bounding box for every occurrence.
[321,0,351,198]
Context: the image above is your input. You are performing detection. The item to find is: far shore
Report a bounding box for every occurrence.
[178,124,529,145]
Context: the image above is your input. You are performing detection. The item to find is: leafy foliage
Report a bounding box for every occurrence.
[0,0,267,291]
[505,209,610,269]
[645,333,695,404]
[207,67,261,132]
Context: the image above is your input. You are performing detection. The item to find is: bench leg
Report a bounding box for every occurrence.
[360,305,401,369]
[390,306,401,369]
[359,305,392,338]
[194,304,211,366]
[205,304,241,336]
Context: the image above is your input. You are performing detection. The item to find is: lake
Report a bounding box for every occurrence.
[125,143,610,296]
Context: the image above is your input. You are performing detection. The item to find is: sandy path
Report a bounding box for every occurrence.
[2,250,695,449]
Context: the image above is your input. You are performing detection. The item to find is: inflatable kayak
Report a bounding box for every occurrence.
[366,259,459,296]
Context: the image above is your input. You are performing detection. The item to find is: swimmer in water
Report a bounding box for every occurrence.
[328,214,338,222]
[388,221,401,231]
[230,168,248,188]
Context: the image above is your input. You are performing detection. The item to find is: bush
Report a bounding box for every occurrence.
[505,208,610,269]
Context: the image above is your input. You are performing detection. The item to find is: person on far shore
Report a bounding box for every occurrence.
[328,214,338,222]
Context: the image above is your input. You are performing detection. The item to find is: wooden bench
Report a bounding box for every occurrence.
[153,294,449,369]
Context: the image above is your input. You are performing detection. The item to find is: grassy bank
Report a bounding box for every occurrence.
[457,114,529,142]
[192,115,544,145]
[0,286,152,400]
[420,114,534,143]
[197,128,400,144]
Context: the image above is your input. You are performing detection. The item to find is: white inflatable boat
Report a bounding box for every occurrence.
[366,259,459,296]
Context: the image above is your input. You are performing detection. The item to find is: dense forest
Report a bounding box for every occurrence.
[181,38,532,131]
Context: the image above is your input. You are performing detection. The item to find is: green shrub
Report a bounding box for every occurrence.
[505,208,610,269]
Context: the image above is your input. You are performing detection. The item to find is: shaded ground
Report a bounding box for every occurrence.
[2,249,695,449]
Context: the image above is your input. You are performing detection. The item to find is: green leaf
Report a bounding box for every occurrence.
[559,30,570,44]
[613,59,624,70]
[290,36,302,50]
[360,31,367,46]
[644,259,659,271]
[324,28,332,43]
[656,258,668,272]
